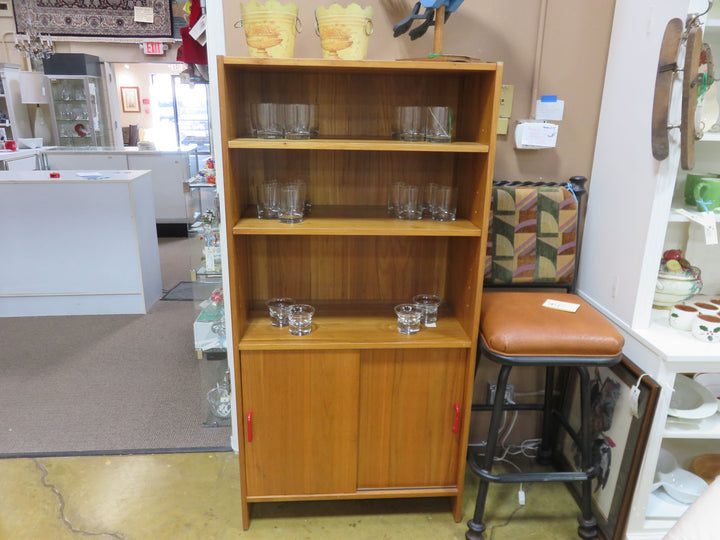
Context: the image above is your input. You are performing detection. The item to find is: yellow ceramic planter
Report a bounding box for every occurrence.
[240,1,300,58]
[315,3,373,60]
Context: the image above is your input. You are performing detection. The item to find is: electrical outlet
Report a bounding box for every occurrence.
[487,383,514,403]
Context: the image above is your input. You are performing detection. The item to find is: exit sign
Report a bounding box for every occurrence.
[143,42,165,55]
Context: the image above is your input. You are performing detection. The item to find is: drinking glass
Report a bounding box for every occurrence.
[398,184,422,220]
[422,182,439,218]
[255,181,278,219]
[253,103,284,139]
[266,297,295,327]
[394,304,423,335]
[278,182,306,223]
[412,294,442,327]
[397,106,426,141]
[426,106,452,143]
[388,181,406,217]
[432,185,457,221]
[288,304,315,336]
[284,103,312,140]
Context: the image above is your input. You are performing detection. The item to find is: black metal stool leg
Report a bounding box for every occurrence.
[466,364,512,540]
[576,366,598,539]
[537,366,555,465]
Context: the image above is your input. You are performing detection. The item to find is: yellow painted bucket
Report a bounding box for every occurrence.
[315,3,373,60]
[239,1,301,58]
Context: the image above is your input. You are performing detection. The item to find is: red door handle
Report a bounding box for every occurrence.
[452,402,460,433]
[247,410,253,442]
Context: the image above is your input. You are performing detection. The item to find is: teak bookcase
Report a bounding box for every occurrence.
[216,56,503,528]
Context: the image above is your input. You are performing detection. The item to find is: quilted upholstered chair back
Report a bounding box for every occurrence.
[484,178,587,290]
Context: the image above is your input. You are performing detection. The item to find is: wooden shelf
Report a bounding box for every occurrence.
[233,206,482,236]
[237,303,472,350]
[228,138,489,153]
[221,56,500,73]
[664,412,720,438]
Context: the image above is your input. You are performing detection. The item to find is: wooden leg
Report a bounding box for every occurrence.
[433,6,445,55]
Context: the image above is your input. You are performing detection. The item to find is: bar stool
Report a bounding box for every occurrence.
[465,179,625,540]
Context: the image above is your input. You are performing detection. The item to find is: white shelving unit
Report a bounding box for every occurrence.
[0,63,33,144]
[580,1,720,538]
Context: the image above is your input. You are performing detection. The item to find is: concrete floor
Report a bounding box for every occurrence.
[0,451,583,539]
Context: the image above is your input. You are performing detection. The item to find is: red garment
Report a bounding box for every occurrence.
[177,0,207,65]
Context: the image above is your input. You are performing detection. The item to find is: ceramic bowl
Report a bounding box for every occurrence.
[693,373,720,412]
[653,267,702,308]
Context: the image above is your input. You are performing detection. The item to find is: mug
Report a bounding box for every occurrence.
[692,314,720,343]
[693,177,720,212]
[669,304,699,331]
[684,173,720,206]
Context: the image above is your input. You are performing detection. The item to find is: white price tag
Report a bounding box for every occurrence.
[189,14,207,46]
[134,6,154,23]
[542,299,581,312]
[676,209,718,245]
[629,384,641,418]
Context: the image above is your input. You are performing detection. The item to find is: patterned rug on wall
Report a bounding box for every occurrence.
[13,0,173,38]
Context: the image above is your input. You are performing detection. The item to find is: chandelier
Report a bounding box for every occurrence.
[14,27,54,61]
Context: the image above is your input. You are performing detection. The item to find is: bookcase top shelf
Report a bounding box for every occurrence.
[220,56,502,73]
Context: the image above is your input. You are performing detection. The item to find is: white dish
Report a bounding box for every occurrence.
[694,373,720,412]
[668,374,718,419]
[16,137,42,149]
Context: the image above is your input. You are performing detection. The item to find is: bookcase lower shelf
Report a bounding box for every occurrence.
[237,308,472,350]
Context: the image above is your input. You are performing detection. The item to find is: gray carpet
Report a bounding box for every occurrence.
[162,280,218,301]
[0,238,231,457]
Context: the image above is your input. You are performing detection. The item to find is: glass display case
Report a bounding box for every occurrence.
[185,162,228,427]
[47,76,112,147]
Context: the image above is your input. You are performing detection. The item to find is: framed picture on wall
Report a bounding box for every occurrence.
[120,87,140,113]
[555,357,660,540]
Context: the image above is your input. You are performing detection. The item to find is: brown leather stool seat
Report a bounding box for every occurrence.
[466,291,624,540]
[481,292,624,361]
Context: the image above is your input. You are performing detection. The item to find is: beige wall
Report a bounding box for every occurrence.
[223,0,615,182]
[113,62,184,134]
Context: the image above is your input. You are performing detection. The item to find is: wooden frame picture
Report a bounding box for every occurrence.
[120,86,140,113]
[556,357,660,540]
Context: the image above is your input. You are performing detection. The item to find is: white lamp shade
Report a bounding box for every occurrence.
[19,71,50,104]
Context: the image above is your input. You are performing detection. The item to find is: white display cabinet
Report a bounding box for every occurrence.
[47,75,113,148]
[0,63,32,144]
[579,0,720,538]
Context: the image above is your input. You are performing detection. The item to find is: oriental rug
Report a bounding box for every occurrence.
[13,0,173,38]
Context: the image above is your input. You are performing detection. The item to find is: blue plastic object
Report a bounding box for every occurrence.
[420,0,464,12]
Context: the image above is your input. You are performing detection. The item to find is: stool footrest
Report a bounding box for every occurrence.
[468,455,596,484]
[471,403,544,412]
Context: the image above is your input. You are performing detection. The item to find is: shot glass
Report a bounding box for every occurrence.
[432,185,457,221]
[412,294,442,327]
[394,303,423,335]
[426,106,452,143]
[266,297,295,327]
[255,181,278,219]
[253,103,284,139]
[288,304,315,336]
[398,184,422,220]
[388,181,406,217]
[397,106,426,142]
[284,103,312,140]
[278,182,306,223]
